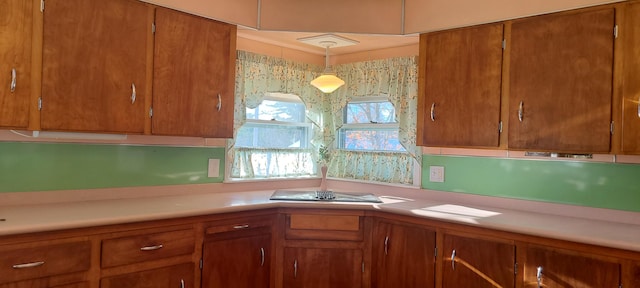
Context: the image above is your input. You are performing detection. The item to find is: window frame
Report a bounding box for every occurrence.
[338,96,405,152]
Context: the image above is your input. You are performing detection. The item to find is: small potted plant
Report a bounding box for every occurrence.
[318,145,330,191]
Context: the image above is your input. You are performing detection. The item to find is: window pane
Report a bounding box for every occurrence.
[339,128,405,151]
[345,101,396,124]
[236,123,308,148]
[247,100,306,122]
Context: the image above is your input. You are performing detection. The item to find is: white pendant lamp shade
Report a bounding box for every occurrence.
[311,41,344,93]
[311,73,344,93]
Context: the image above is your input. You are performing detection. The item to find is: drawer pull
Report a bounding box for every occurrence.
[451,249,456,270]
[10,68,16,93]
[233,224,250,229]
[180,279,185,288]
[260,247,265,266]
[536,266,543,288]
[12,261,45,269]
[140,244,163,251]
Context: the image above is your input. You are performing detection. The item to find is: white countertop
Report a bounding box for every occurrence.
[0,189,639,253]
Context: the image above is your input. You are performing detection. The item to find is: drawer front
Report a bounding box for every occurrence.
[0,241,91,284]
[286,214,363,241]
[100,263,194,288]
[205,217,273,235]
[101,228,195,268]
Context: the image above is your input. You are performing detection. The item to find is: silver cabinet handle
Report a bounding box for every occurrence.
[430,102,436,121]
[518,101,524,122]
[384,236,389,255]
[216,93,222,111]
[293,259,298,278]
[180,279,185,288]
[637,99,640,118]
[140,244,163,251]
[260,247,265,267]
[536,266,543,288]
[451,249,456,270]
[233,224,249,229]
[10,68,16,93]
[12,261,45,269]
[131,83,136,104]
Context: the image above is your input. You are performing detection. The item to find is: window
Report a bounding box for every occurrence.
[339,96,405,152]
[232,93,315,179]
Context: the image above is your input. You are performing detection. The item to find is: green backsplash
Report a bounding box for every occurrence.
[422,155,640,212]
[0,142,225,192]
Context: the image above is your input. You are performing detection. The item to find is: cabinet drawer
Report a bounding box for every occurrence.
[286,213,363,241]
[0,240,91,284]
[205,216,273,235]
[101,228,195,268]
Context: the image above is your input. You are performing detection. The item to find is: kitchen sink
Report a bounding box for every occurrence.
[269,190,382,203]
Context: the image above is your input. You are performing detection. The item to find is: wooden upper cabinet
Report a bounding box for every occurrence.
[621,2,640,154]
[41,0,151,133]
[419,23,504,147]
[372,220,436,288]
[508,8,616,153]
[442,234,515,288]
[0,0,32,129]
[152,8,236,138]
[522,245,620,288]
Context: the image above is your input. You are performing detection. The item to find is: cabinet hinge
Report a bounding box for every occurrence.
[499,121,503,133]
[199,258,203,269]
[610,121,615,135]
[361,261,365,273]
[614,25,619,39]
[40,0,45,12]
[514,262,518,275]
[434,246,437,257]
[502,39,506,50]
[149,107,153,118]
[38,97,42,110]
[152,23,156,34]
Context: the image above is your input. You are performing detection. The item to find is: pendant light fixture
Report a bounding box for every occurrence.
[311,41,344,93]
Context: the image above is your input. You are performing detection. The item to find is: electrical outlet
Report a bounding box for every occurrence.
[429,166,445,182]
[208,159,220,178]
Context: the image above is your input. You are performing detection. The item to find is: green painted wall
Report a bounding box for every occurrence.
[422,155,640,212]
[0,142,225,192]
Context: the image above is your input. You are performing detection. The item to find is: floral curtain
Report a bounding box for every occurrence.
[229,51,325,178]
[323,57,420,185]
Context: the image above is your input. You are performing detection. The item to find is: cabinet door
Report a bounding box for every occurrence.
[509,8,615,153]
[442,234,515,288]
[283,247,363,288]
[202,232,271,288]
[152,8,236,138]
[100,263,194,288]
[372,221,436,288]
[523,245,620,288]
[421,23,504,147]
[0,0,32,128]
[41,0,150,133]
[621,2,640,153]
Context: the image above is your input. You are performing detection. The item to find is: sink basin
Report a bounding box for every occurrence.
[269,190,382,203]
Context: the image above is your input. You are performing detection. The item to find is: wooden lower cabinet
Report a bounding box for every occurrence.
[442,233,515,288]
[201,229,271,288]
[283,247,364,288]
[372,220,436,288]
[522,245,620,288]
[100,263,194,288]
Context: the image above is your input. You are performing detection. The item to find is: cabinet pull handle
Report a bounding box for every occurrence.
[180,279,185,288]
[536,266,543,288]
[10,68,16,92]
[384,236,389,255]
[260,247,265,266]
[12,261,45,269]
[293,259,298,278]
[518,101,524,122]
[451,249,456,270]
[430,102,436,121]
[131,83,136,104]
[637,100,640,118]
[233,224,250,229]
[140,244,163,251]
[216,93,222,111]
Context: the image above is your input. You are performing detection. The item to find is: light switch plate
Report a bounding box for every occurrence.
[429,166,445,182]
[208,159,220,178]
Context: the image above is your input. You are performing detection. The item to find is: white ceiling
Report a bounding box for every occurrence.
[237,28,419,56]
